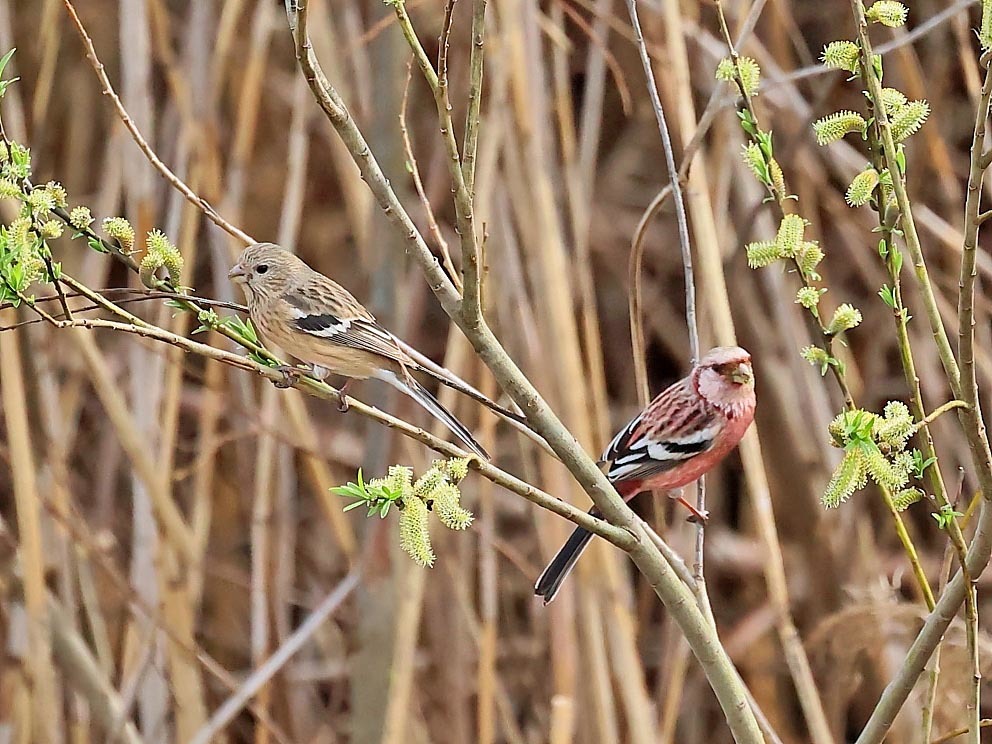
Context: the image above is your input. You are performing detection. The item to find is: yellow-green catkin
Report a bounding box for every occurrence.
[827,303,862,334]
[876,401,913,449]
[139,252,161,288]
[821,41,860,73]
[8,216,31,250]
[846,168,880,207]
[879,88,908,116]
[741,142,765,180]
[801,345,830,369]
[796,286,821,309]
[431,483,474,530]
[891,487,923,511]
[0,177,19,199]
[438,457,469,483]
[769,159,786,196]
[399,496,435,567]
[823,449,869,507]
[385,465,413,494]
[866,0,908,27]
[716,56,761,97]
[27,188,54,214]
[890,100,930,142]
[69,206,93,230]
[863,443,910,489]
[413,467,446,499]
[45,182,67,209]
[145,229,184,285]
[103,217,135,252]
[775,214,806,258]
[813,111,867,146]
[797,241,824,278]
[745,240,781,269]
[39,220,63,240]
[982,0,992,49]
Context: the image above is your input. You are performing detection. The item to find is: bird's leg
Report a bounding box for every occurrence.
[273,364,302,389]
[675,493,709,524]
[336,379,352,413]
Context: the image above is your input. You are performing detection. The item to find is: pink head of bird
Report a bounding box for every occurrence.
[692,346,755,419]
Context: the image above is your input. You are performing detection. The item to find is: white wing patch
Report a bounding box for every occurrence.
[294,312,351,338]
[603,423,720,482]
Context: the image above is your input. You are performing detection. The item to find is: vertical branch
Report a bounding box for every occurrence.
[621,0,708,591]
[284,1,462,316]
[956,48,992,744]
[390,0,483,322]
[621,0,698,361]
[462,0,487,195]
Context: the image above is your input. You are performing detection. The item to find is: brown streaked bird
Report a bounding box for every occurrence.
[228,242,490,459]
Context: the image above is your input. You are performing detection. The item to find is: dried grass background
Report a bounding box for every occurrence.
[0,0,990,742]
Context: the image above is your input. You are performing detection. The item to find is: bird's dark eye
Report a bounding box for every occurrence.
[255,264,269,275]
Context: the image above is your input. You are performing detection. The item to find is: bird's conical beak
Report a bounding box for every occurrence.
[730,363,752,385]
[228,264,247,283]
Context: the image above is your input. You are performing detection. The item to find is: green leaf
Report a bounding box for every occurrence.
[878,284,896,308]
[891,248,903,275]
[895,145,907,174]
[0,48,16,81]
[87,237,109,254]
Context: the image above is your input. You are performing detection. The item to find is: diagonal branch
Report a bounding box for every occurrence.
[283,2,763,740]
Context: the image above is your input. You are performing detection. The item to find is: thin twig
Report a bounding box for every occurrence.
[399,58,459,285]
[622,0,708,604]
[930,720,992,744]
[187,571,362,744]
[915,400,970,431]
[957,53,992,744]
[628,185,672,406]
[61,0,253,245]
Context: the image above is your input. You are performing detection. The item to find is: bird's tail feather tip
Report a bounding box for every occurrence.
[533,526,594,605]
[402,376,490,460]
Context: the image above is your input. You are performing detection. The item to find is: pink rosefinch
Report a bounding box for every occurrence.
[228,242,489,458]
[534,346,756,603]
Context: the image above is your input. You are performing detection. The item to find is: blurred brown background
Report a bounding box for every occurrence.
[1,0,991,742]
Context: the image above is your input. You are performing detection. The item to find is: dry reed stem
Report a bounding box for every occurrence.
[188,571,361,744]
[48,599,143,744]
[0,321,63,744]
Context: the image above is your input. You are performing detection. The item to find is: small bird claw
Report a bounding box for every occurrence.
[336,379,352,412]
[685,509,710,525]
[675,495,709,524]
[273,365,301,389]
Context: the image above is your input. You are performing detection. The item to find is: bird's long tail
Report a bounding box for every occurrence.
[379,370,490,460]
[534,482,639,604]
[533,520,597,604]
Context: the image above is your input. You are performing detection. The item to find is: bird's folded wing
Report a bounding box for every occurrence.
[288,304,408,364]
[601,383,721,482]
